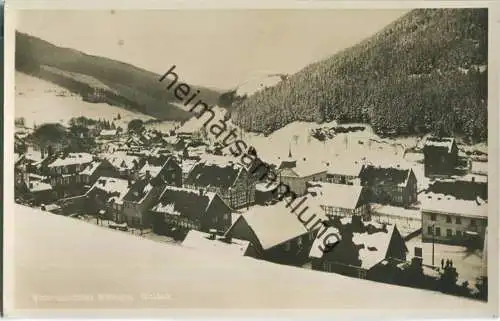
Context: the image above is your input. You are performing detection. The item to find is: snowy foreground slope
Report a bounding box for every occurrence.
[9,205,489,316]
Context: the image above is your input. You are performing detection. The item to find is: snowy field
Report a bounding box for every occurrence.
[15,72,155,128]
[8,205,489,316]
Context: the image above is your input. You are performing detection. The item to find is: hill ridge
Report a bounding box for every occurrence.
[15,31,221,122]
[231,8,488,143]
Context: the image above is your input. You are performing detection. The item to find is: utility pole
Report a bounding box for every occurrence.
[432,224,435,266]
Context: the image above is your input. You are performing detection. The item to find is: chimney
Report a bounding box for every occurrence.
[145,170,151,181]
[303,157,306,161]
[199,188,204,196]
[128,178,133,187]
[209,229,217,240]
[472,176,476,183]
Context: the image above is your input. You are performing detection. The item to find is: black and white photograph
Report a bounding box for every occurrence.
[3,1,498,317]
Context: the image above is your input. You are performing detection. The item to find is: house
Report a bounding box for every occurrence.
[181,230,251,256]
[79,159,121,186]
[85,176,131,222]
[359,165,418,207]
[423,137,459,177]
[325,160,365,185]
[306,182,372,220]
[121,177,164,228]
[309,217,408,280]
[421,193,487,247]
[106,153,143,178]
[136,156,182,187]
[150,186,233,237]
[184,160,257,209]
[225,202,317,266]
[277,156,328,196]
[46,152,95,197]
[21,179,55,206]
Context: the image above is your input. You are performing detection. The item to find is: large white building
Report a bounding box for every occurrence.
[421,193,487,246]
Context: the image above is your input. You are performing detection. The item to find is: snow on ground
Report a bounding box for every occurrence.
[144,121,179,133]
[235,74,284,97]
[406,235,485,290]
[10,205,488,315]
[242,122,415,166]
[15,72,155,128]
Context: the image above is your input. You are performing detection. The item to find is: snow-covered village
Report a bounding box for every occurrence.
[8,7,492,314]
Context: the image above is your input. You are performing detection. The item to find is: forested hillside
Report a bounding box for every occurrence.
[15,32,221,121]
[231,9,488,143]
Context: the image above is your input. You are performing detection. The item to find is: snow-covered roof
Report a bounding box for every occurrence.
[100,129,117,136]
[233,202,310,250]
[371,204,421,220]
[307,182,365,210]
[185,161,243,190]
[424,137,455,153]
[327,160,364,177]
[80,161,101,176]
[354,224,396,270]
[106,153,140,170]
[86,177,130,205]
[255,181,279,192]
[139,163,163,179]
[181,159,198,175]
[48,153,93,168]
[278,158,327,178]
[28,180,53,192]
[182,230,250,256]
[123,180,155,203]
[309,221,400,270]
[420,193,488,219]
[150,186,217,218]
[360,165,413,188]
[13,204,488,312]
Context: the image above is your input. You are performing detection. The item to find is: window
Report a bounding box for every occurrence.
[456,230,462,237]
[446,216,452,223]
[435,227,441,236]
[427,226,433,235]
[456,217,462,225]
[446,229,452,237]
[471,219,476,226]
[297,237,302,247]
[430,213,437,221]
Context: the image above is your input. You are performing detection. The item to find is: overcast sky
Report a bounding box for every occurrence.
[17,9,409,89]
